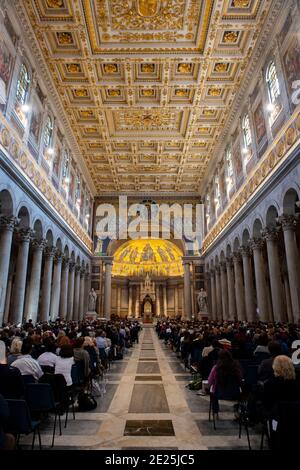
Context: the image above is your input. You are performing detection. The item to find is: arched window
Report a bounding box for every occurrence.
[62,150,69,179]
[16,64,30,105]
[242,114,252,147]
[266,61,280,104]
[43,116,53,148]
[226,147,234,191]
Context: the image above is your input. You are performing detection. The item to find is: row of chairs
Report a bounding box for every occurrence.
[5,362,87,449]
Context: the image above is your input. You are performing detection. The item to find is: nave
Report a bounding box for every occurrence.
[17,326,260,451]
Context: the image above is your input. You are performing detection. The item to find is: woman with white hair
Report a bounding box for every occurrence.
[262,355,300,418]
[7,339,22,366]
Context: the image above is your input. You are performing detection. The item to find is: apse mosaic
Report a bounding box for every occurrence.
[112,239,184,277]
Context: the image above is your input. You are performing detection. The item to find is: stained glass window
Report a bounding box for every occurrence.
[266,61,280,104]
[16,64,30,105]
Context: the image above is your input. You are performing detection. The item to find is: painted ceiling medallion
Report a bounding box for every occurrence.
[214,62,229,73]
[74,89,88,98]
[108,89,121,97]
[103,63,118,74]
[46,0,64,8]
[223,31,239,43]
[57,32,73,45]
[177,63,192,73]
[231,0,250,7]
[136,0,161,18]
[66,63,81,73]
[208,87,222,97]
[141,63,155,73]
[175,89,188,97]
[141,89,155,97]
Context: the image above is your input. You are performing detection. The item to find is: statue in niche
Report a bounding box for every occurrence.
[197,288,208,314]
[88,288,97,312]
[142,243,154,261]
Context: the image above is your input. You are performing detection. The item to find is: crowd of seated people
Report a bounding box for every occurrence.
[156,318,300,448]
[0,318,141,450]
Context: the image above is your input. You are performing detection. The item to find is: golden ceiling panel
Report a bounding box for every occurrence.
[20,0,274,193]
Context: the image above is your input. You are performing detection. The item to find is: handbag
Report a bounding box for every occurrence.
[91,378,102,397]
[77,391,97,411]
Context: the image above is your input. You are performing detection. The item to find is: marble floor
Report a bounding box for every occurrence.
[20,326,262,450]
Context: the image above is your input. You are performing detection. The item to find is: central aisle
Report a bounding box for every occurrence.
[94,325,206,450]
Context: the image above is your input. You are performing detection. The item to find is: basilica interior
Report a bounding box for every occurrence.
[0,0,300,452]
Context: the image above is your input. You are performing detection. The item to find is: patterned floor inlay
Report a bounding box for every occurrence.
[137,362,160,374]
[135,376,162,381]
[124,420,175,436]
[129,384,170,413]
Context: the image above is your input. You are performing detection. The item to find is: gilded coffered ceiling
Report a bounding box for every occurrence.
[17,0,274,194]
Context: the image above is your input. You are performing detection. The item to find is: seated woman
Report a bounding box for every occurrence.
[54,344,75,387]
[73,337,91,381]
[37,337,57,373]
[7,339,22,366]
[208,350,243,414]
[262,355,300,419]
[83,336,101,376]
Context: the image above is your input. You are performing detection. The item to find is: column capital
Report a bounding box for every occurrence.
[205,271,211,280]
[54,250,63,264]
[84,271,90,280]
[215,265,220,274]
[69,260,76,272]
[75,264,81,275]
[62,256,69,269]
[17,228,35,243]
[220,261,227,272]
[278,214,297,232]
[80,267,86,278]
[44,246,56,259]
[226,257,233,268]
[102,256,114,266]
[0,215,19,232]
[239,245,251,258]
[249,237,265,251]
[210,268,215,276]
[262,227,279,242]
[31,237,47,251]
[233,251,242,262]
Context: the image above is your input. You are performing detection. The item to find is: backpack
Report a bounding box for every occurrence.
[77,391,97,411]
[187,377,202,390]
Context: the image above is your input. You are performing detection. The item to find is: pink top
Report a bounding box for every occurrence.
[207,365,217,393]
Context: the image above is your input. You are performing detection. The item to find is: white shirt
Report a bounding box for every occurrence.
[12,355,43,380]
[54,357,75,386]
[37,352,57,368]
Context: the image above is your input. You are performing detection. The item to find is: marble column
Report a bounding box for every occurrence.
[163,285,168,317]
[183,260,192,320]
[135,285,140,318]
[11,228,33,325]
[215,266,223,320]
[79,268,86,320]
[156,285,161,316]
[40,247,55,322]
[262,227,285,322]
[210,269,217,321]
[128,285,133,317]
[249,239,269,322]
[4,272,13,324]
[283,270,293,323]
[233,252,246,321]
[73,265,81,321]
[84,271,91,315]
[0,216,18,325]
[226,257,236,321]
[117,286,121,317]
[59,257,69,320]
[279,215,300,322]
[103,257,113,320]
[50,251,63,321]
[220,262,229,320]
[240,246,256,322]
[67,261,75,321]
[174,286,179,316]
[25,238,47,323]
